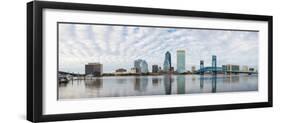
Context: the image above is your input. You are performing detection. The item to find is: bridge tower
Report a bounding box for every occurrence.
[212,55,217,74]
[200,60,204,75]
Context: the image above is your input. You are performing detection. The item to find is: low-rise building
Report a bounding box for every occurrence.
[191,66,196,73]
[242,65,249,72]
[130,67,138,73]
[222,64,240,72]
[115,68,128,75]
[115,68,127,73]
[152,65,159,73]
[249,68,255,72]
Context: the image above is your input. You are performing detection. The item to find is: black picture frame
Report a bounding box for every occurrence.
[27,1,273,122]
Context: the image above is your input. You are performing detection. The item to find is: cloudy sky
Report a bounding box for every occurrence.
[58,23,259,74]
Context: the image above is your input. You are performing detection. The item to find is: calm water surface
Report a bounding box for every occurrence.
[58,74,258,99]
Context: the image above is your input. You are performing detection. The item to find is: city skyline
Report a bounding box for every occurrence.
[59,23,259,74]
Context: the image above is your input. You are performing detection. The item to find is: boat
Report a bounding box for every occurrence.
[58,74,73,83]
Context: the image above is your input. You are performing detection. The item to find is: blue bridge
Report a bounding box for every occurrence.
[197,67,223,73]
[197,56,257,75]
[196,67,257,75]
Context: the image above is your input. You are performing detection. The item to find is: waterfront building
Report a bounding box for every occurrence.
[222,65,226,72]
[115,68,127,73]
[242,65,249,72]
[115,68,128,75]
[163,51,172,72]
[171,67,175,72]
[232,65,240,72]
[177,50,186,73]
[134,60,141,72]
[158,67,163,73]
[249,68,255,72]
[222,64,240,72]
[152,65,159,73]
[130,67,138,73]
[85,63,103,76]
[142,61,149,73]
[191,66,196,73]
[134,59,149,73]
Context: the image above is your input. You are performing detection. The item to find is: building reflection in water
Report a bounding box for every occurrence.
[212,75,217,93]
[152,78,160,87]
[231,75,240,83]
[58,73,258,99]
[134,76,148,92]
[58,82,68,87]
[242,75,249,82]
[192,76,196,81]
[84,78,103,89]
[117,77,127,84]
[163,74,172,95]
[200,75,204,89]
[177,75,186,94]
[224,74,240,83]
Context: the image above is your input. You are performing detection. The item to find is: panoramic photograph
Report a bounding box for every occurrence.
[57,22,259,100]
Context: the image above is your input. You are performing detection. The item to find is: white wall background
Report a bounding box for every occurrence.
[0,0,279,123]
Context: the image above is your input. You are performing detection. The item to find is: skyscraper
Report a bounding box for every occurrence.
[177,50,186,73]
[85,63,103,76]
[134,59,149,73]
[163,51,171,72]
[134,59,141,72]
[142,61,149,73]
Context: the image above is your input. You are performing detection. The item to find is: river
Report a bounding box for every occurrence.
[58,74,258,99]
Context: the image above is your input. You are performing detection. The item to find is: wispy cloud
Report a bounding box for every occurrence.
[59,23,259,73]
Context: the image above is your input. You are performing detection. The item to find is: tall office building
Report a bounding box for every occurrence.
[134,59,149,73]
[142,61,149,73]
[163,51,172,72]
[134,60,141,73]
[177,50,186,73]
[85,63,103,76]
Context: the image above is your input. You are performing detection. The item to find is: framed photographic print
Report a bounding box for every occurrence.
[27,1,273,122]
